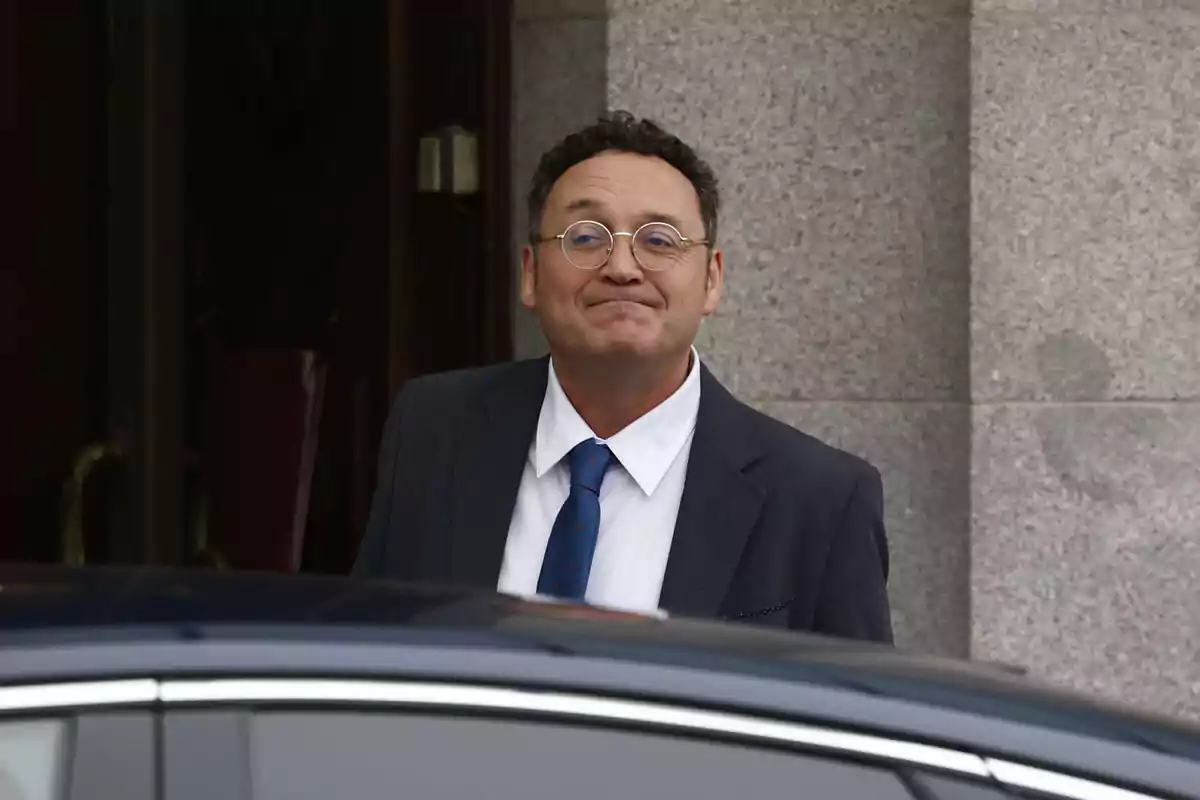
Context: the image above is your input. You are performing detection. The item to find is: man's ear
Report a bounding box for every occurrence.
[520,244,537,310]
[702,249,723,315]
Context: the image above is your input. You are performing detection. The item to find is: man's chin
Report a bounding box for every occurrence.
[546,319,669,362]
[581,336,663,361]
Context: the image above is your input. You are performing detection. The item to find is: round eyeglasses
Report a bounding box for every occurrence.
[535,220,709,271]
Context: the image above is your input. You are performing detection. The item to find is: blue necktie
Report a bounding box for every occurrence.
[537,439,614,601]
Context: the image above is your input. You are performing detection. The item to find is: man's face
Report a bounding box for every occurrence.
[521,151,723,366]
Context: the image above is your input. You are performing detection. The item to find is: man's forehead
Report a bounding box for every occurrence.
[547,153,701,218]
[559,197,688,231]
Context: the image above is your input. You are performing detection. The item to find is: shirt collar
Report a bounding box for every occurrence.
[533,347,702,496]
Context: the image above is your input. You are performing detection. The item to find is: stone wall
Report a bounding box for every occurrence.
[970,0,1200,719]
[511,0,1200,717]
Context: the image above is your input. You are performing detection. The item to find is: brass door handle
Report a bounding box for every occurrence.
[60,442,125,566]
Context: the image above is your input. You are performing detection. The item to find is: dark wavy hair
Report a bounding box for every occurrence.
[526,110,720,246]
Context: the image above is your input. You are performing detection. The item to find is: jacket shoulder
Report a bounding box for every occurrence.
[396,358,546,412]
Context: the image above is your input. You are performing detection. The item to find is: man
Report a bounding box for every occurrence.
[355,111,893,643]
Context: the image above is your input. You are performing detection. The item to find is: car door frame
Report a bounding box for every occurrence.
[149,675,1193,800]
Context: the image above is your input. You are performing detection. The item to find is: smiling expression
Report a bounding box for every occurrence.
[521,151,723,364]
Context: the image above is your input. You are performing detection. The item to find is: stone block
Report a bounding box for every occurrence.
[971,10,1200,401]
[972,402,1200,719]
[515,0,606,20]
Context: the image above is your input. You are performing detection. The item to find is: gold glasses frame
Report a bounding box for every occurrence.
[534,219,710,271]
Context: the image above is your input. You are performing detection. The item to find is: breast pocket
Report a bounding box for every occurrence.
[723,597,796,628]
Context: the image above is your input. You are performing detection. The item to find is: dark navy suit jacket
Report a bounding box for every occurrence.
[354,357,893,643]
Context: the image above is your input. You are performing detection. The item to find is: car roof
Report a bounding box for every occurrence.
[1,563,1198,765]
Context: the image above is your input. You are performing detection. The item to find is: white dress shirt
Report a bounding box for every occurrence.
[496,349,702,613]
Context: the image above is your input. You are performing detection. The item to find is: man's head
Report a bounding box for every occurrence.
[522,111,723,371]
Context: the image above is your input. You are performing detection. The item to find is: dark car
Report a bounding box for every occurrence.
[0,565,1197,800]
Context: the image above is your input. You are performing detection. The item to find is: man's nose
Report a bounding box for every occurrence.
[599,233,643,283]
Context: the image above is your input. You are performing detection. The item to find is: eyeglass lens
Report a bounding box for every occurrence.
[561,221,689,271]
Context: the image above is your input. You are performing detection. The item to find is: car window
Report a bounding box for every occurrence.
[164,710,251,800]
[67,712,156,800]
[248,711,916,800]
[0,719,67,800]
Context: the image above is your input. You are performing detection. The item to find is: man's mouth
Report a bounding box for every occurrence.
[591,298,656,309]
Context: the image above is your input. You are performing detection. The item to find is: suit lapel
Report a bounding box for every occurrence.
[448,358,548,590]
[659,366,766,619]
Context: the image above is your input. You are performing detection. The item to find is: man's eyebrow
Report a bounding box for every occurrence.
[562,199,688,231]
[641,211,687,230]
[564,198,603,213]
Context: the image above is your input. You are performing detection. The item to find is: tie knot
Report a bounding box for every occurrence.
[567,439,613,494]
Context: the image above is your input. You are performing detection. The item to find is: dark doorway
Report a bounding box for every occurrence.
[3,0,513,575]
